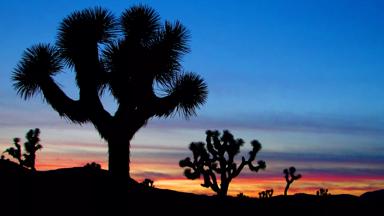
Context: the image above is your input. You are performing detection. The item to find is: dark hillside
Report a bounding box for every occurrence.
[0,160,382,216]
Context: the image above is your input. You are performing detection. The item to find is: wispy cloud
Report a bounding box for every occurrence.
[2,102,383,137]
[0,108,93,129]
[147,112,384,136]
[259,150,384,164]
[133,171,174,180]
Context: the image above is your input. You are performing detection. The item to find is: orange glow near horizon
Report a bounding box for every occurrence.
[33,155,384,197]
[1,143,382,198]
[151,176,384,197]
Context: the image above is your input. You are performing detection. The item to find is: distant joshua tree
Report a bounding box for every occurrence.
[237,192,249,199]
[3,138,23,166]
[84,162,102,170]
[141,178,154,188]
[12,5,208,180]
[22,128,42,171]
[259,189,274,199]
[3,128,42,171]
[316,188,331,196]
[283,166,302,196]
[179,130,266,197]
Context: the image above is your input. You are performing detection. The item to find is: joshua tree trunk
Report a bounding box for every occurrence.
[219,181,229,197]
[30,154,36,171]
[284,182,291,196]
[108,137,131,180]
[102,114,146,180]
[103,121,142,180]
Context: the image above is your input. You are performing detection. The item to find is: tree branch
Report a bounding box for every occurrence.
[231,157,247,178]
[38,77,88,123]
[151,93,178,118]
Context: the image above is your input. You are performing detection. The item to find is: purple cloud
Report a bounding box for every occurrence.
[133,171,174,180]
[147,112,384,136]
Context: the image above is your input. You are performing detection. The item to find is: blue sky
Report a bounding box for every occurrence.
[0,0,383,195]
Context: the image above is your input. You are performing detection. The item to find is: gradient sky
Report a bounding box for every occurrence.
[1,0,384,197]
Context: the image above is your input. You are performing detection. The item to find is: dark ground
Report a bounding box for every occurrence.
[0,159,382,216]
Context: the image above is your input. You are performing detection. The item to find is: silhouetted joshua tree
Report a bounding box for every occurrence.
[3,128,42,171]
[179,130,266,197]
[259,189,273,199]
[237,192,249,199]
[12,6,208,179]
[316,188,330,196]
[84,162,102,170]
[283,166,302,196]
[3,138,23,166]
[22,128,42,171]
[141,178,154,187]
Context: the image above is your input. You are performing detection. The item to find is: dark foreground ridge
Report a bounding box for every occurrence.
[1,160,382,216]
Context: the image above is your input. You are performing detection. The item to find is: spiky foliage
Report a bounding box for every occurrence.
[13,44,63,100]
[3,138,23,166]
[12,6,208,179]
[283,166,302,196]
[259,189,274,199]
[179,130,266,197]
[2,129,42,171]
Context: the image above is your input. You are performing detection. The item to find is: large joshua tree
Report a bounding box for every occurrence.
[12,6,208,179]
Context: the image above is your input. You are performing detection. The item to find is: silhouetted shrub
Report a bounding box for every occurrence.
[2,128,42,171]
[179,130,266,197]
[283,166,301,196]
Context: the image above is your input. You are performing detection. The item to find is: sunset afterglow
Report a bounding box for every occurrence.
[1,0,384,198]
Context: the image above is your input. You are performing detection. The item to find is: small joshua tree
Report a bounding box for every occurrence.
[3,138,23,166]
[179,130,266,197]
[316,188,330,196]
[23,128,42,171]
[237,192,249,199]
[283,166,301,196]
[2,128,42,171]
[141,178,154,188]
[259,189,274,199]
[84,162,102,170]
